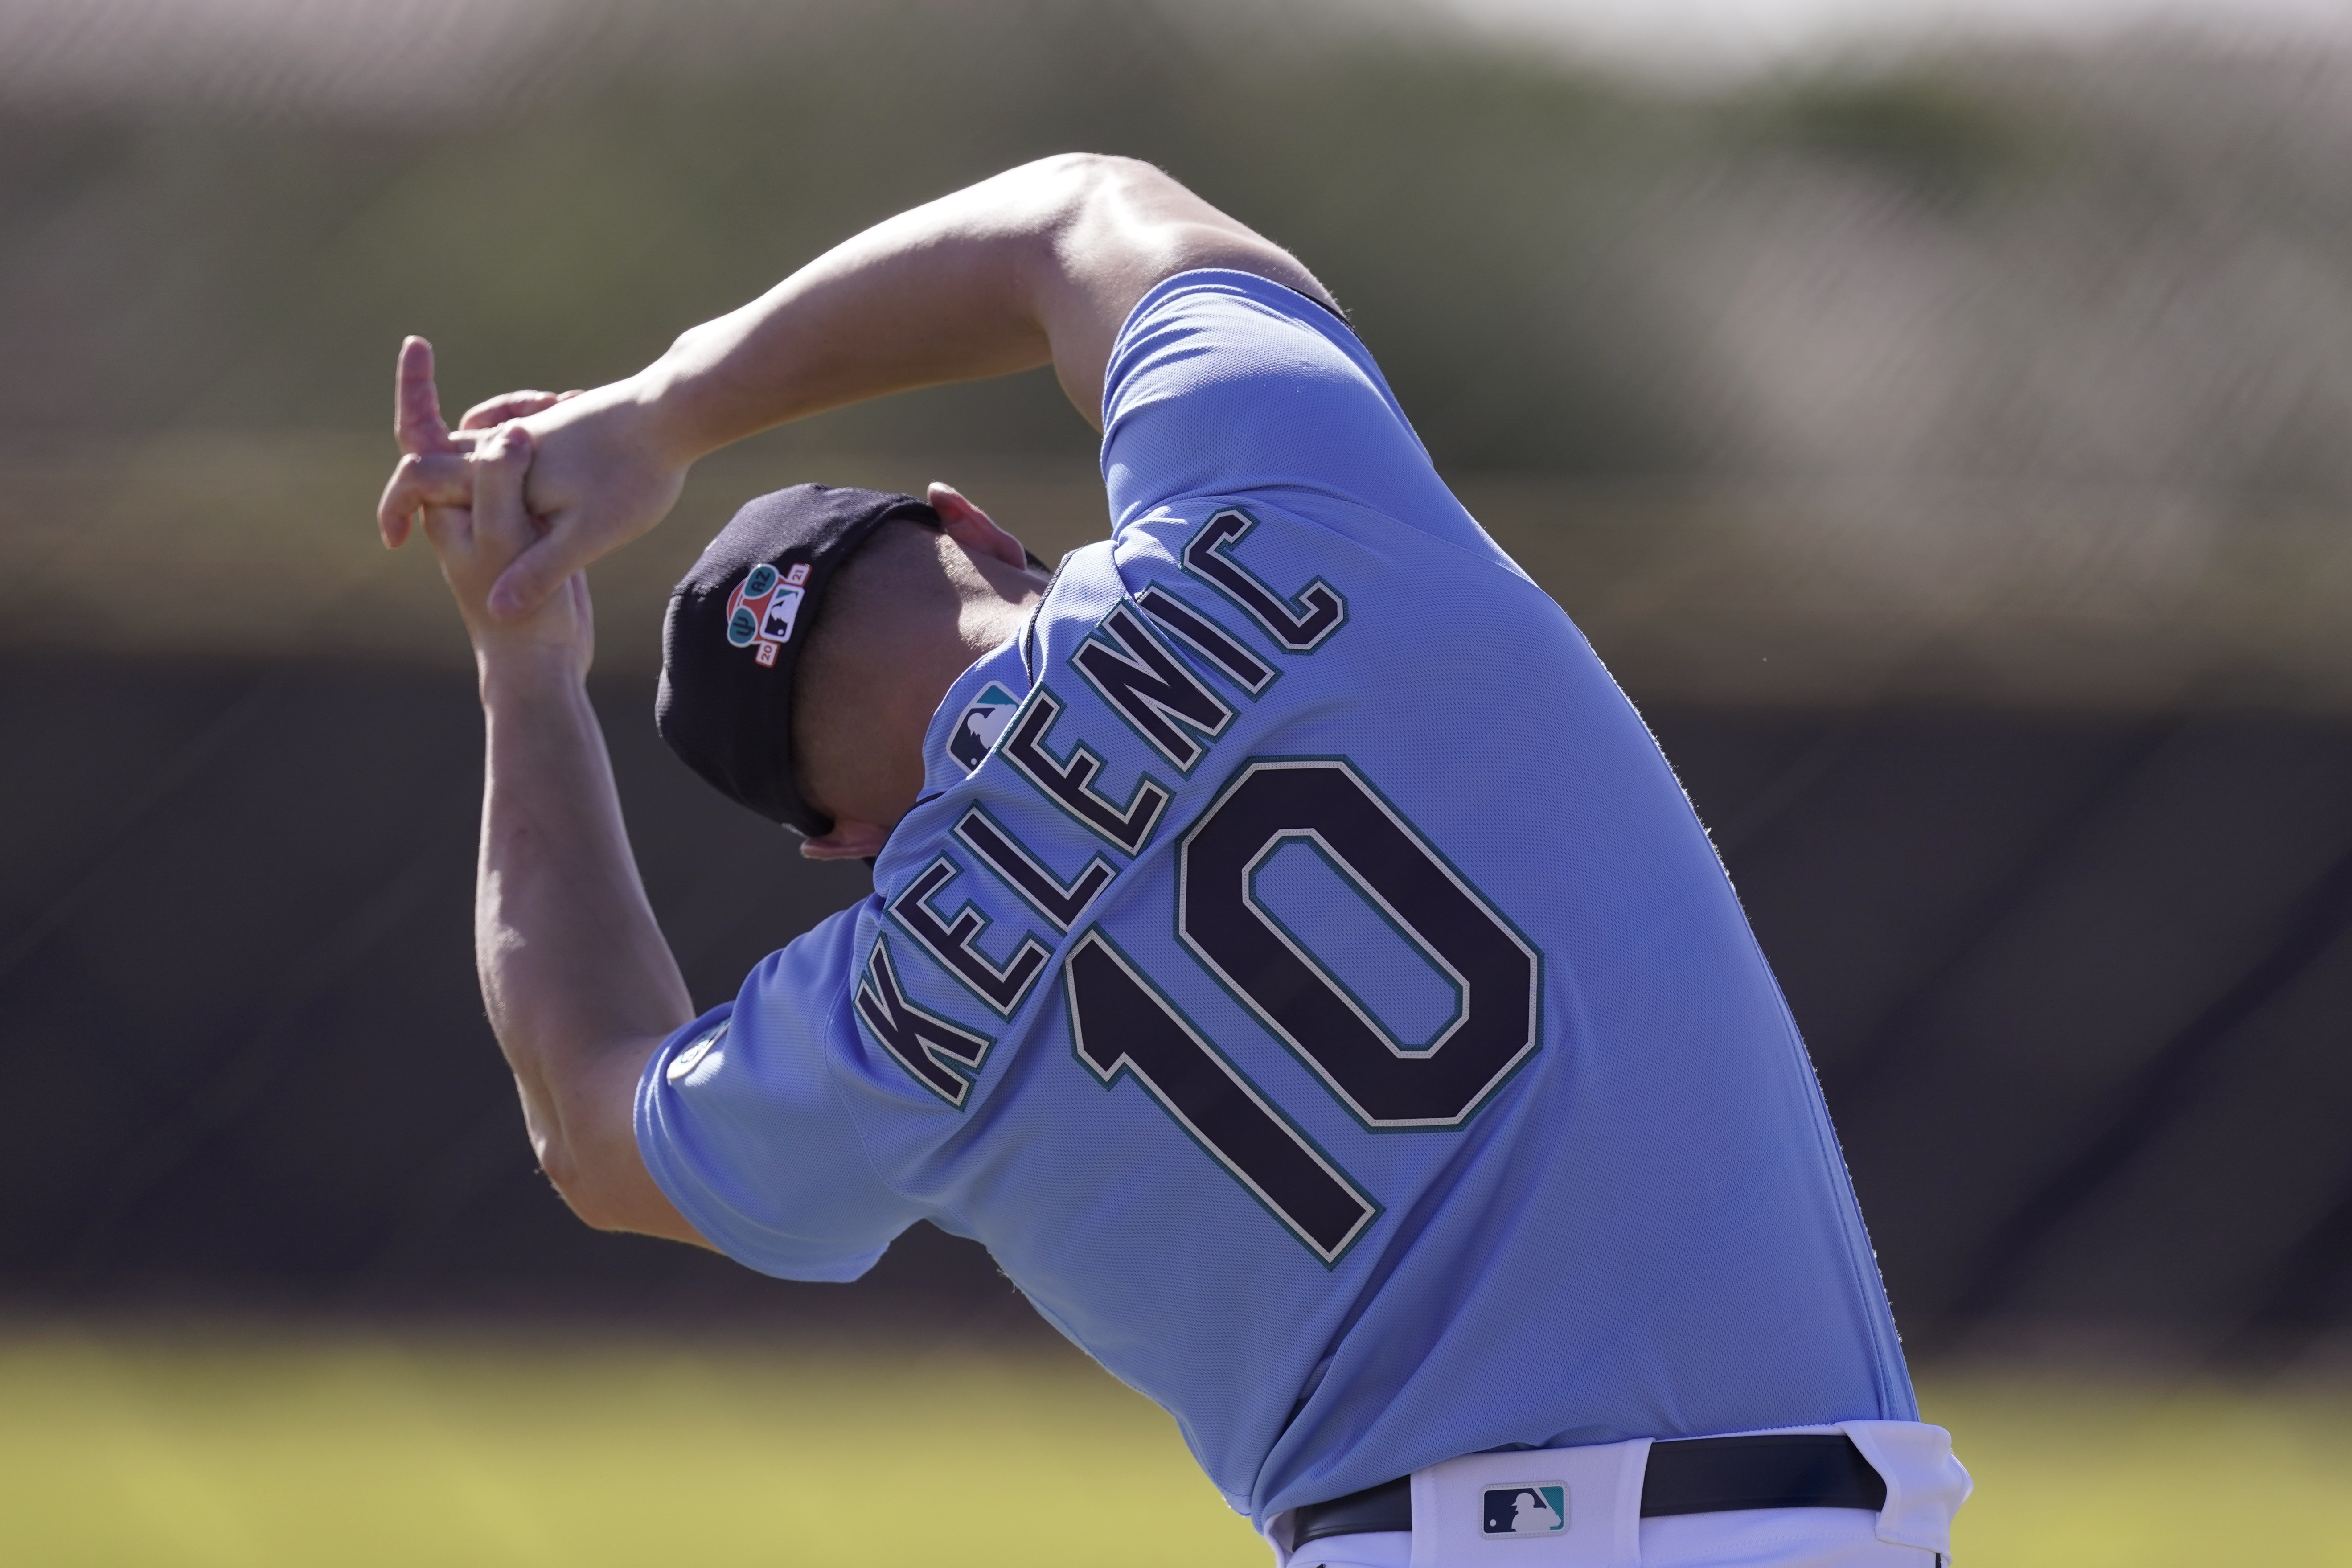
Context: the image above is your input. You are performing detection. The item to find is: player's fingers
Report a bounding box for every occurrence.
[381,451,472,513]
[376,452,472,546]
[419,501,471,555]
[459,390,564,430]
[470,424,538,559]
[486,511,591,622]
[395,336,457,456]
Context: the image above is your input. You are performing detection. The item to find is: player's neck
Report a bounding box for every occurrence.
[955,553,1050,664]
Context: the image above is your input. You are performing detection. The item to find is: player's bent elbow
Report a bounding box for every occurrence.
[553,1175,634,1236]
[559,1172,714,1250]
[524,1116,614,1224]
[527,1130,602,1223]
[1015,152,1188,228]
[1018,149,1154,191]
[1026,152,1330,312]
[535,1126,707,1246]
[539,1148,641,1236]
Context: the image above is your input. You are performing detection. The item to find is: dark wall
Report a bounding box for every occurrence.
[1649,707,2352,1359]
[0,652,1038,1334]
[6,652,2350,1359]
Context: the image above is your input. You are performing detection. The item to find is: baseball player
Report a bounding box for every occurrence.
[380,155,1969,1566]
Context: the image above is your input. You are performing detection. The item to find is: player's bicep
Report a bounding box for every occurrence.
[1033,156,1334,428]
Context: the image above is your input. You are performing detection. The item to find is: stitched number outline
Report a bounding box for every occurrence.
[1059,758,1534,1262]
[1179,760,1539,1129]
[1066,930,1377,1264]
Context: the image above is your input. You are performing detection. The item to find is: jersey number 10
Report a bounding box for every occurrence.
[1066,759,1540,1264]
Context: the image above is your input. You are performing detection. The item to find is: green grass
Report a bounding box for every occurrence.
[2,1331,2349,1566]
[0,1330,1262,1568]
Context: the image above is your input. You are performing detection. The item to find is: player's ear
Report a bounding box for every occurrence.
[800,818,891,861]
[928,482,1030,570]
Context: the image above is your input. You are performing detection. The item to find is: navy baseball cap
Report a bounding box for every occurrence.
[657,483,940,837]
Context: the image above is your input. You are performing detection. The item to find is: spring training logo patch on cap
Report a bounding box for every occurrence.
[724,561,811,668]
[1482,1484,1567,1537]
[948,683,1022,772]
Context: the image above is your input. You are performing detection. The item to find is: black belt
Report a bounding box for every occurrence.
[1292,1435,1887,1548]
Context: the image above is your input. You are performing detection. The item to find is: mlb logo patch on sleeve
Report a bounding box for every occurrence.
[665,1022,728,1084]
[950,683,1022,772]
[1482,1484,1567,1537]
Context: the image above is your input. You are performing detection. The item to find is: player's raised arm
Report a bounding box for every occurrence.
[646,153,1333,447]
[378,155,1332,619]
[416,425,709,1248]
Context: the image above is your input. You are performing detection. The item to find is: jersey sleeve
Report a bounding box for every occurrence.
[634,906,923,1281]
[1099,269,1493,557]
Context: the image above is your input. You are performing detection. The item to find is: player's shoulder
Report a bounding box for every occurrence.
[1100,272,1523,572]
[1111,483,1542,635]
[1104,268,1378,415]
[1113,267,1359,344]
[726,901,867,1050]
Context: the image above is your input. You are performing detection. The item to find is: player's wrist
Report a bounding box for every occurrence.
[473,634,590,703]
[541,365,705,481]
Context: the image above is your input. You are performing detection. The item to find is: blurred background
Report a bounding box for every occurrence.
[4,0,2352,1561]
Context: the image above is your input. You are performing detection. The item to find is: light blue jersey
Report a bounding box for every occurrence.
[636,271,1916,1525]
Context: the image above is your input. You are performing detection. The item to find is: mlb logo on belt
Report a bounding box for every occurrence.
[1482,1484,1567,1537]
[724,561,811,667]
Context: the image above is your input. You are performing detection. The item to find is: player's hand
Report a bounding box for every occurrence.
[416,423,595,680]
[377,337,567,546]
[378,336,692,621]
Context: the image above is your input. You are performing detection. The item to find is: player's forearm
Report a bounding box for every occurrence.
[474,649,694,1207]
[633,160,1081,457]
[633,153,1329,454]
